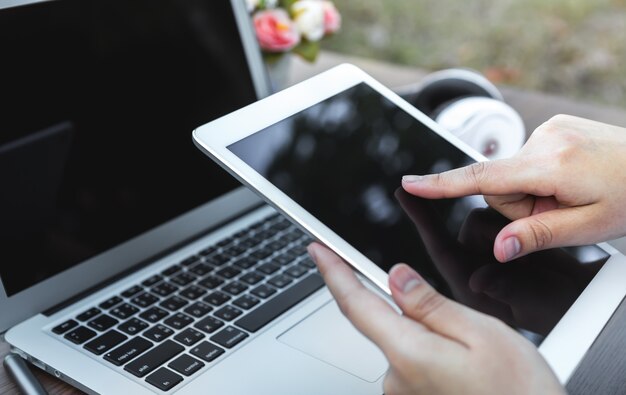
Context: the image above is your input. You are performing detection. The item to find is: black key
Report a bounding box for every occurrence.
[236,273,324,332]
[88,314,119,331]
[215,266,241,279]
[139,307,169,323]
[146,367,183,391]
[275,254,295,266]
[163,313,194,330]
[210,326,248,349]
[118,318,149,336]
[257,263,280,275]
[190,341,224,363]
[160,295,189,311]
[285,264,309,278]
[170,272,196,287]
[168,354,205,377]
[239,272,264,285]
[251,248,273,260]
[233,256,256,270]
[250,284,277,299]
[184,301,213,318]
[233,295,260,310]
[76,307,101,322]
[104,337,153,366]
[221,282,248,296]
[143,324,174,343]
[266,240,287,251]
[124,340,184,377]
[217,237,234,247]
[203,291,230,306]
[152,282,179,297]
[173,328,205,346]
[181,255,201,267]
[268,274,293,289]
[162,264,182,277]
[131,292,159,308]
[52,319,78,334]
[84,330,127,355]
[205,253,231,267]
[197,275,224,290]
[142,275,163,287]
[110,303,139,320]
[199,246,217,256]
[121,285,143,298]
[64,326,97,344]
[99,296,123,310]
[214,305,243,321]
[187,262,213,277]
[223,244,246,257]
[179,285,207,300]
[194,316,224,334]
[300,257,316,269]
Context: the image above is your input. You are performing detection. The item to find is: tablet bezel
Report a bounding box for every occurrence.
[193,63,626,383]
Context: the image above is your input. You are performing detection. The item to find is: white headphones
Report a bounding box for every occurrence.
[401,69,525,159]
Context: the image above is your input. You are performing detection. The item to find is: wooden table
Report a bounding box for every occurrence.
[2,52,626,394]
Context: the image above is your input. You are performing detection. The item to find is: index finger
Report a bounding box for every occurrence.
[402,159,552,199]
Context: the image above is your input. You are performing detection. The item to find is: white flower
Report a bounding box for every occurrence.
[292,0,325,42]
[246,0,260,12]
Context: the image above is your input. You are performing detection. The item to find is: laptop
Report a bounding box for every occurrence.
[1,1,388,393]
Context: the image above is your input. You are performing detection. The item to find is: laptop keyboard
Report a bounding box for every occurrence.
[49,213,324,392]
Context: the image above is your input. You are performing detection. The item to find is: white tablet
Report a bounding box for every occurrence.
[193,64,626,383]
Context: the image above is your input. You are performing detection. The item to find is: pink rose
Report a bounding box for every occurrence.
[322,1,341,34]
[254,9,300,52]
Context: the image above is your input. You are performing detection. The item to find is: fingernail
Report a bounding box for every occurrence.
[503,237,521,261]
[306,244,317,262]
[389,264,421,293]
[402,175,423,184]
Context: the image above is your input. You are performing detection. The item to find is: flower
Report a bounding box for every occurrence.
[249,0,341,62]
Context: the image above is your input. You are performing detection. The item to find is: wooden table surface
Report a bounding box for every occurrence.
[2,53,626,394]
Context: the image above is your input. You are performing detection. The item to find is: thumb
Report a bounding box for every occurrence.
[388,264,484,344]
[493,205,601,262]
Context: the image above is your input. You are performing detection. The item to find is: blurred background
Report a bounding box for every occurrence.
[325,0,626,107]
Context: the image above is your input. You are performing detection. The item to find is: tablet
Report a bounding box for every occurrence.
[193,64,626,383]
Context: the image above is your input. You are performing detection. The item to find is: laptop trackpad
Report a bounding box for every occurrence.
[278,301,388,382]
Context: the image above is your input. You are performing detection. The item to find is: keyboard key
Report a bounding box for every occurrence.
[223,244,246,257]
[187,262,213,277]
[110,303,139,320]
[99,296,123,310]
[205,253,231,267]
[180,255,201,267]
[143,324,174,343]
[300,258,316,269]
[173,328,205,346]
[275,254,295,266]
[88,314,119,331]
[214,305,243,321]
[160,295,189,311]
[152,282,179,297]
[52,319,78,334]
[131,292,159,308]
[203,291,230,306]
[168,354,204,376]
[84,330,127,355]
[118,318,149,336]
[163,313,194,330]
[239,272,264,285]
[194,316,224,334]
[236,273,324,333]
[76,307,101,322]
[197,275,224,290]
[124,340,184,377]
[184,301,213,318]
[250,284,277,299]
[104,337,153,366]
[251,248,273,260]
[268,274,293,289]
[285,264,309,278]
[215,266,241,279]
[139,307,169,323]
[217,237,234,247]
[142,275,164,287]
[179,285,207,300]
[210,326,248,349]
[257,263,280,275]
[170,272,196,287]
[146,367,183,391]
[162,265,182,277]
[221,282,248,296]
[233,295,260,310]
[121,285,143,298]
[199,246,218,256]
[233,256,256,269]
[64,326,97,344]
[190,341,224,363]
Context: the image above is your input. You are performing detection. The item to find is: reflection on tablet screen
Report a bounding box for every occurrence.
[229,82,609,344]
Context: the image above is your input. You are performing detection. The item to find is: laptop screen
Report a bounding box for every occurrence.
[0,0,260,296]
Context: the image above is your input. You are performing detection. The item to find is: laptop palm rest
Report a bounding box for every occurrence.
[277,301,388,382]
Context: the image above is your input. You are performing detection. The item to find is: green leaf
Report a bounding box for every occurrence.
[293,41,320,62]
[280,0,298,13]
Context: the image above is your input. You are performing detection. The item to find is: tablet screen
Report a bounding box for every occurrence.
[228,82,609,343]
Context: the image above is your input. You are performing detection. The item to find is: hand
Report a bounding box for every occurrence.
[402,115,626,262]
[308,242,565,395]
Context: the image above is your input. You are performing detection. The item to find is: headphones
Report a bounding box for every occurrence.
[400,69,526,159]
